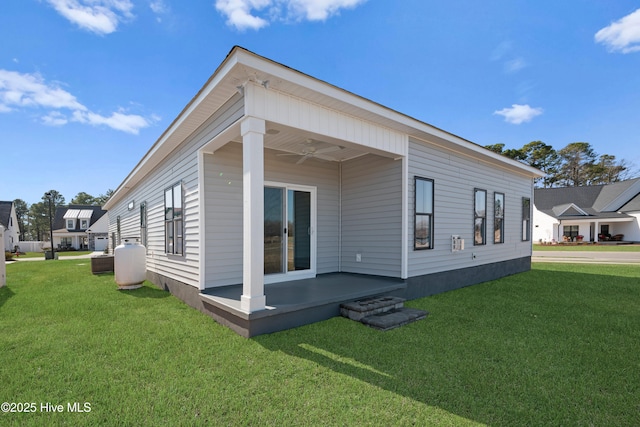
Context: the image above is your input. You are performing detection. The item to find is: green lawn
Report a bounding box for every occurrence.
[1,261,639,426]
[534,243,640,252]
[14,251,93,259]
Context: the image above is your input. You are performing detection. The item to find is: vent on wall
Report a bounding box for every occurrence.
[452,235,464,252]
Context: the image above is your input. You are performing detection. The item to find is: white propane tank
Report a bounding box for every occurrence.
[114,239,146,290]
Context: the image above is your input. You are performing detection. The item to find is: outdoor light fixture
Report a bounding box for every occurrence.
[45,192,55,260]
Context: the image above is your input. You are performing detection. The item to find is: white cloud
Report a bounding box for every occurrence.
[0,69,155,134]
[42,111,69,126]
[45,0,134,35]
[216,0,270,30]
[287,0,366,21]
[595,8,640,53]
[149,0,167,14]
[149,0,169,22]
[215,0,367,30]
[0,70,86,111]
[72,110,156,134]
[494,104,543,124]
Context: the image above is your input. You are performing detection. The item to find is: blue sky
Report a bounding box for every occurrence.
[2,0,639,205]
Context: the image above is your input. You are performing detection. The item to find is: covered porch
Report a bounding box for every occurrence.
[199,273,407,337]
[198,84,410,316]
[557,216,634,243]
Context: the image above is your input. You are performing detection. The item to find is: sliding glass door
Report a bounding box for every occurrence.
[264,183,316,281]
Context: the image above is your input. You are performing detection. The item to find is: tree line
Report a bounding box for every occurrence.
[485,141,636,188]
[12,190,113,241]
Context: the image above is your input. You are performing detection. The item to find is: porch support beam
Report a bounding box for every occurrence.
[241,116,267,313]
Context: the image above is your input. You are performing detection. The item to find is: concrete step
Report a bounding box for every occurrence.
[340,296,406,321]
[361,307,429,331]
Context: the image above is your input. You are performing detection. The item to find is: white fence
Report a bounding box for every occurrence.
[15,241,48,253]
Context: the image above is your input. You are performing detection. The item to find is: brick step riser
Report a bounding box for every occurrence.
[340,296,406,321]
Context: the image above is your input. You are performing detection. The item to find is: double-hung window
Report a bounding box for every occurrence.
[165,182,183,255]
[494,192,505,244]
[522,197,531,241]
[414,177,434,250]
[474,189,487,245]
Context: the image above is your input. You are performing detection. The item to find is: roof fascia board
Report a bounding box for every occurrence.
[105,50,242,210]
[236,48,544,178]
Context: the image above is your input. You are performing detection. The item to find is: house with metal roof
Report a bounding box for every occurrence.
[533,178,640,243]
[0,201,20,252]
[103,46,543,336]
[52,205,109,251]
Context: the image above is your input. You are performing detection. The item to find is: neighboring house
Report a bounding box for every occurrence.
[104,46,543,336]
[52,205,108,251]
[533,178,640,243]
[85,213,110,252]
[0,201,20,252]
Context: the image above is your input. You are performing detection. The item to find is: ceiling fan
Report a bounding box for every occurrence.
[277,139,343,164]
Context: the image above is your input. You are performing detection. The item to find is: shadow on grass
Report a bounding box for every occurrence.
[255,266,640,426]
[0,285,15,310]
[116,283,170,299]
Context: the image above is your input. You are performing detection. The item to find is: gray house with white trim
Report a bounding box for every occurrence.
[104,46,543,336]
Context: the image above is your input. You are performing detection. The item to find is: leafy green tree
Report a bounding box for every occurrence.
[71,192,97,205]
[12,198,29,240]
[28,202,49,241]
[557,142,597,187]
[484,143,526,161]
[586,154,627,185]
[95,189,114,206]
[521,141,560,188]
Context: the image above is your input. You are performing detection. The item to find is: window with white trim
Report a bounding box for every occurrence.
[80,219,89,229]
[66,219,75,229]
[165,182,183,255]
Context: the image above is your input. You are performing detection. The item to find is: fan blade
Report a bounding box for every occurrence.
[296,154,310,164]
[276,153,300,157]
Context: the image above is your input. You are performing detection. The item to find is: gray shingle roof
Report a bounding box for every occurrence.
[534,178,640,220]
[0,201,13,228]
[53,205,107,232]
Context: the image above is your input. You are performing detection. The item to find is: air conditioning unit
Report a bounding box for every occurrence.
[452,235,464,252]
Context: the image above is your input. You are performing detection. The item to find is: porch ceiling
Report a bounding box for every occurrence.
[205,120,397,162]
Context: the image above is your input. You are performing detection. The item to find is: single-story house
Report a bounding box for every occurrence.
[533,178,640,243]
[52,205,109,251]
[103,46,543,337]
[0,201,20,252]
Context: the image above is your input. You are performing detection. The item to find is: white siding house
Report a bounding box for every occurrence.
[104,47,543,336]
[0,201,20,252]
[533,178,640,243]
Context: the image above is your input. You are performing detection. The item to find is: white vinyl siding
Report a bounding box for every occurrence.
[408,137,534,278]
[340,154,402,277]
[203,142,340,288]
[107,93,244,288]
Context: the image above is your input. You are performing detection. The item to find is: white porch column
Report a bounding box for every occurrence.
[594,220,599,243]
[241,117,267,312]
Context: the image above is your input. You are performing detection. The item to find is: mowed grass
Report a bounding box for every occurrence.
[1,261,639,426]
